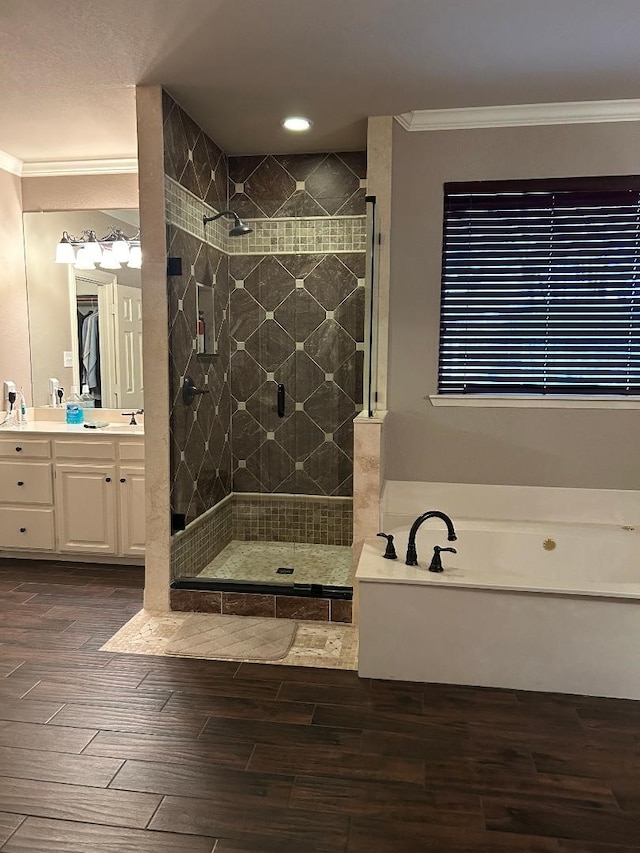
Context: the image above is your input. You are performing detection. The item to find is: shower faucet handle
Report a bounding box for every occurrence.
[182,376,209,406]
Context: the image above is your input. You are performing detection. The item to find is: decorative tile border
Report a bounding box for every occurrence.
[233,493,353,546]
[165,176,366,255]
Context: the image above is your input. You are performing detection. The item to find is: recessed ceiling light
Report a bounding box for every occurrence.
[282,116,312,132]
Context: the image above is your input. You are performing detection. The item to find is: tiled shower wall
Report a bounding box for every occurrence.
[228,153,367,497]
[162,91,366,570]
[163,92,232,525]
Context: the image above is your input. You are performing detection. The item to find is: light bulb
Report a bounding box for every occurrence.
[100,248,121,270]
[74,247,96,270]
[111,237,130,263]
[55,235,76,264]
[127,245,142,268]
[82,232,103,263]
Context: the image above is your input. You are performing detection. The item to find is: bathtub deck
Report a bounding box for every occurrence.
[0,557,639,852]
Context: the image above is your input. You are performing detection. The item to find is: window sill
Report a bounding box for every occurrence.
[428,395,640,410]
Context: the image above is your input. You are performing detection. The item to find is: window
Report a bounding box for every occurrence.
[438,176,640,396]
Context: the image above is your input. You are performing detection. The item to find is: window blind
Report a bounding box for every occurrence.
[438,176,640,395]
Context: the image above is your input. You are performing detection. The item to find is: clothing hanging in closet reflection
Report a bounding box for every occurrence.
[76,296,101,400]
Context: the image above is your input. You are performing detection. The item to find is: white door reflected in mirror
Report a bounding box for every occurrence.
[71,269,143,410]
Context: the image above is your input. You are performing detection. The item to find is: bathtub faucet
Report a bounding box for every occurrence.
[405,510,457,566]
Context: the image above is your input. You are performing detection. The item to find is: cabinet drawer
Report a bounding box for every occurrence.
[54,439,116,461]
[0,438,51,459]
[0,507,55,550]
[0,462,53,505]
[119,441,145,462]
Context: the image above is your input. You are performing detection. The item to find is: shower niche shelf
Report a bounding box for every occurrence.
[195,281,217,357]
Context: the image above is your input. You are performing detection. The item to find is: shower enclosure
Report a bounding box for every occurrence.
[161,97,378,615]
[174,194,379,599]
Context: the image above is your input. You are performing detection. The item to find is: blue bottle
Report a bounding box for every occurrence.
[66,403,83,425]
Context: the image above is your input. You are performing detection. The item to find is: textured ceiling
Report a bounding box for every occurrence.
[2,0,640,161]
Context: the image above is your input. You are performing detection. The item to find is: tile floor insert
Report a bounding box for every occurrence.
[101,609,359,670]
[196,539,353,587]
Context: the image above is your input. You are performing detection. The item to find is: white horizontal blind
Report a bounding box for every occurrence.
[439,177,640,395]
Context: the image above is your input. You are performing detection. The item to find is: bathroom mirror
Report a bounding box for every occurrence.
[23,209,143,408]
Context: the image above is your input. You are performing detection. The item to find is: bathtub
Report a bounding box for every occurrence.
[356,481,640,699]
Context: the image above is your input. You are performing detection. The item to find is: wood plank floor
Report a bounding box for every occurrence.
[0,559,639,852]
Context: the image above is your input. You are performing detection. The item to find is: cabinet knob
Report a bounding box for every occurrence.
[120,478,126,483]
[105,477,112,483]
[17,481,24,486]
[15,446,22,452]
[19,527,26,533]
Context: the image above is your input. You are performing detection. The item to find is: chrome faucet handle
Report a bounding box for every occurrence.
[428,545,457,573]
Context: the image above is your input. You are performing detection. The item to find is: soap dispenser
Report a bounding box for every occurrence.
[49,378,61,407]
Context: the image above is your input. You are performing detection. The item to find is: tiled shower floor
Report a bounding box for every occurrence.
[197,540,353,587]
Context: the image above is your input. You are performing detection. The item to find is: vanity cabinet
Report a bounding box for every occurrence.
[55,464,118,554]
[0,438,56,551]
[0,431,144,560]
[118,467,146,556]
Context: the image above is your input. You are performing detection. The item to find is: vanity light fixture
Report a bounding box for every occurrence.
[54,228,142,269]
[282,116,312,132]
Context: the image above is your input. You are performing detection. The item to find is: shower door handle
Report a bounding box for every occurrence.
[277,383,285,418]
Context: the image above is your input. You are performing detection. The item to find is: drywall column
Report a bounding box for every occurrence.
[136,85,171,612]
[0,167,31,403]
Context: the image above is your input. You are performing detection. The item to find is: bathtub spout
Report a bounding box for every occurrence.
[405,511,457,566]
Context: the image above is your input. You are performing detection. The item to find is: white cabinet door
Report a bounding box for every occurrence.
[55,464,118,554]
[118,467,145,556]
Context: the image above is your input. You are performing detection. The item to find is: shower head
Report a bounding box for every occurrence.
[203,210,253,237]
[229,221,252,237]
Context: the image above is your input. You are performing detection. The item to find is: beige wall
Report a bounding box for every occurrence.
[23,210,141,406]
[387,120,640,490]
[0,168,31,403]
[22,173,138,212]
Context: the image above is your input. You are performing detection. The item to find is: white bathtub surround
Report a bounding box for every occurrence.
[358,481,640,698]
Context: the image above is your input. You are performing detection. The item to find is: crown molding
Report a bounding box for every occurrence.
[395,99,640,132]
[0,148,23,176]
[21,157,138,177]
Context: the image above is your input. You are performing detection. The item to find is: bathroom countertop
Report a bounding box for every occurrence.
[0,420,144,437]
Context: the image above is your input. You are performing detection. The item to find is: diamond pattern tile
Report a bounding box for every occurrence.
[163,105,366,506]
[244,257,295,311]
[335,287,365,342]
[305,321,355,373]
[230,350,266,401]
[246,439,295,492]
[305,255,357,310]
[244,157,296,217]
[245,320,295,372]
[230,288,264,341]
[304,154,361,215]
[274,289,325,340]
[276,351,325,402]
[304,382,357,434]
[275,411,325,461]
[306,442,353,496]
